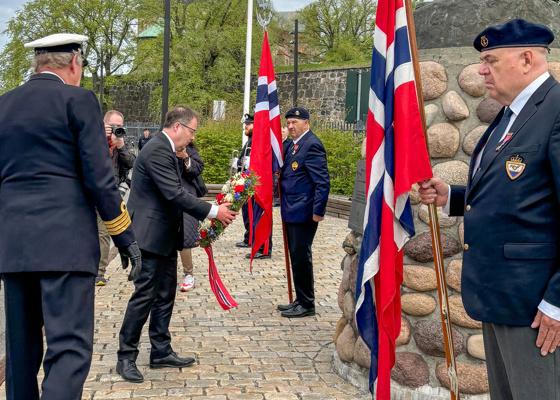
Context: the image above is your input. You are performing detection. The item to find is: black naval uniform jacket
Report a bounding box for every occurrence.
[127,132,211,256]
[0,73,135,275]
[280,130,330,223]
[449,76,560,326]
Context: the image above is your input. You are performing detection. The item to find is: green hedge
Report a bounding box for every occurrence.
[194,119,362,197]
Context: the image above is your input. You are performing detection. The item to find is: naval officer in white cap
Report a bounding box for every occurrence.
[0,33,141,400]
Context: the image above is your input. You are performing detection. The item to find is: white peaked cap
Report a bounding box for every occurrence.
[24,33,88,49]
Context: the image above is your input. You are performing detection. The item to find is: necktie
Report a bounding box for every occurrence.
[478,107,513,168]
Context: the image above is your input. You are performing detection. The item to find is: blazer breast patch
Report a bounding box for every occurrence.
[292,161,298,171]
[506,155,525,180]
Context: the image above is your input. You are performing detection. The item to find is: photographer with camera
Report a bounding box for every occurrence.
[96,110,136,286]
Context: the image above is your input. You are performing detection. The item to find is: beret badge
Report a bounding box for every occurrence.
[481,36,488,48]
[295,110,300,116]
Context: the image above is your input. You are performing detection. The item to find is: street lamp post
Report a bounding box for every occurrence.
[290,20,299,107]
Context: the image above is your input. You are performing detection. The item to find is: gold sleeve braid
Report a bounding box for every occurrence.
[103,202,131,236]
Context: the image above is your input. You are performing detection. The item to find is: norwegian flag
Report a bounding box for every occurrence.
[354,0,432,398]
[249,31,283,263]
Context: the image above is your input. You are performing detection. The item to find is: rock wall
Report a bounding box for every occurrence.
[333,47,560,397]
[108,80,160,122]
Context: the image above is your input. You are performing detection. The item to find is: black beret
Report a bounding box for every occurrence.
[243,113,254,123]
[285,107,309,120]
[474,19,554,52]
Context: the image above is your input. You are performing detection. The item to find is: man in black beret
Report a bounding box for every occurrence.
[277,107,330,318]
[419,19,560,398]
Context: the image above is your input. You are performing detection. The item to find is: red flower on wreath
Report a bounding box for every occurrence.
[200,230,208,239]
[234,185,245,193]
[215,193,225,204]
[241,173,250,178]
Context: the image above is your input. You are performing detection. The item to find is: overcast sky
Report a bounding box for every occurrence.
[0,0,315,52]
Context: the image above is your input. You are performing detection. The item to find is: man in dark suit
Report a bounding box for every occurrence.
[419,19,560,399]
[117,106,237,383]
[277,107,330,318]
[0,33,140,400]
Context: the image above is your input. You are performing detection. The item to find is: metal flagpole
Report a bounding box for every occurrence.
[405,0,460,398]
[242,0,254,146]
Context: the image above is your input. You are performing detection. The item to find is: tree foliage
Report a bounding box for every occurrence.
[136,0,275,119]
[0,0,138,94]
[299,0,376,62]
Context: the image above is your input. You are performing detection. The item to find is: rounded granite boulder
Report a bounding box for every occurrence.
[413,320,464,357]
[343,290,356,321]
[409,183,421,205]
[420,61,447,100]
[391,352,430,388]
[403,232,461,263]
[425,104,439,127]
[446,259,462,293]
[418,204,457,228]
[338,282,345,312]
[427,123,460,158]
[443,91,469,121]
[336,324,356,363]
[467,334,486,360]
[401,293,436,317]
[396,317,411,347]
[334,317,347,345]
[458,64,486,98]
[343,232,357,255]
[402,265,438,292]
[432,161,470,186]
[354,336,371,369]
[476,97,502,123]
[448,294,482,329]
[462,125,488,156]
[436,362,489,394]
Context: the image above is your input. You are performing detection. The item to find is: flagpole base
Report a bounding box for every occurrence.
[332,352,490,400]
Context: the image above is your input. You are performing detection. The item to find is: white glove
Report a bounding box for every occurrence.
[243,156,250,169]
[231,158,238,168]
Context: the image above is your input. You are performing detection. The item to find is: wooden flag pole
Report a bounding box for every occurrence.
[404,1,460,398]
[282,220,294,303]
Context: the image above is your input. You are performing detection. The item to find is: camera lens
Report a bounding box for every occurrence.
[114,127,126,138]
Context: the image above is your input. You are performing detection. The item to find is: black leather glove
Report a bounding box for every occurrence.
[119,241,142,281]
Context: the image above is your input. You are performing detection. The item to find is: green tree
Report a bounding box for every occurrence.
[136,0,278,119]
[0,0,139,94]
[299,0,376,62]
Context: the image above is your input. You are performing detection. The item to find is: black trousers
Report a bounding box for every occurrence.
[3,272,95,400]
[242,200,273,253]
[285,221,318,308]
[118,250,177,361]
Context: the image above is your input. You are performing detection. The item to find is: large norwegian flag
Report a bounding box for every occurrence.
[354,0,432,398]
[249,31,283,262]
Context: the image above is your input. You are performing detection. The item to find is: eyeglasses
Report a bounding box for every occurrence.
[179,123,196,136]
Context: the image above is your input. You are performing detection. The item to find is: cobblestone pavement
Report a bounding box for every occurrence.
[1,209,371,399]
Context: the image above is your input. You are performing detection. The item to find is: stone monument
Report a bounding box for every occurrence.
[333,1,560,398]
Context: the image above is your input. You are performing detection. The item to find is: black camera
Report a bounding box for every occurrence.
[111,125,127,138]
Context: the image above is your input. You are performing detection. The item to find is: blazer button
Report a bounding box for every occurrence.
[466,205,471,211]
[464,244,469,250]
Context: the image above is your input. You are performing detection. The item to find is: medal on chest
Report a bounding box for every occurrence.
[506,155,525,180]
[292,144,299,155]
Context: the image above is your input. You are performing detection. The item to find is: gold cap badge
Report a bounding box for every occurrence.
[481,36,488,48]
[295,110,300,116]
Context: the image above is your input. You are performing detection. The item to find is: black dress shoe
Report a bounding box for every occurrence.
[236,241,250,248]
[281,304,316,318]
[150,352,196,368]
[245,252,271,259]
[277,300,299,311]
[116,359,144,383]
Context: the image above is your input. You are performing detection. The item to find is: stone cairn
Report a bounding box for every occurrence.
[333,47,560,399]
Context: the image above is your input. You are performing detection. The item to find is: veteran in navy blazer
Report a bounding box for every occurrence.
[277,107,330,318]
[117,106,237,383]
[419,19,560,399]
[0,34,140,400]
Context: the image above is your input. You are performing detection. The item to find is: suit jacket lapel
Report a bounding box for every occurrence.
[468,77,557,195]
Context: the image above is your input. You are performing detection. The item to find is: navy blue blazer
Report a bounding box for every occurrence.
[280,131,330,223]
[127,132,211,256]
[0,73,135,274]
[450,76,560,326]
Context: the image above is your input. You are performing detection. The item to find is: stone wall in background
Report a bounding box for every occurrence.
[332,47,560,398]
[108,80,160,122]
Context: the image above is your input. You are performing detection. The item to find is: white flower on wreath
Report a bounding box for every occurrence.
[222,183,230,194]
[225,193,234,203]
[236,178,245,186]
[200,219,212,230]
